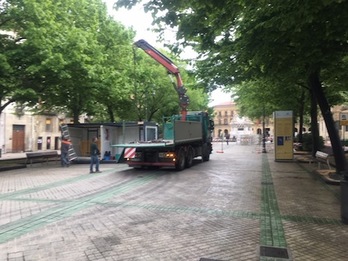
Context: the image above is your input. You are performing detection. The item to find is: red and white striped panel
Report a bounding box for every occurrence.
[124,147,136,158]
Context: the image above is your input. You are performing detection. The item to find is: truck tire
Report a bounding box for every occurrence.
[202,147,210,162]
[185,146,194,168]
[175,148,186,171]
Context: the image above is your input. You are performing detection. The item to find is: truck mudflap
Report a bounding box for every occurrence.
[127,161,176,168]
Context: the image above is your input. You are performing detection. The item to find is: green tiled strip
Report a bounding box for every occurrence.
[0,169,114,200]
[282,214,341,225]
[105,203,341,225]
[0,159,343,245]
[3,196,342,226]
[260,154,287,249]
[0,174,156,243]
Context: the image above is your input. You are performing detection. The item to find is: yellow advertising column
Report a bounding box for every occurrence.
[340,112,348,142]
[274,111,293,161]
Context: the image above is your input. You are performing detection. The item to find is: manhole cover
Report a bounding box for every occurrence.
[260,246,289,259]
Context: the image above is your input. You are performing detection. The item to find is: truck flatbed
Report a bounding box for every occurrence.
[112,140,174,148]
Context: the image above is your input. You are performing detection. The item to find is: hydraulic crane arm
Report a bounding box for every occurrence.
[134,39,189,121]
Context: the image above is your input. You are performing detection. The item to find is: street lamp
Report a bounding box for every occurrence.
[262,106,267,153]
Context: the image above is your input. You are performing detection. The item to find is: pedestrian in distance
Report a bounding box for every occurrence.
[90,137,101,174]
[225,133,230,145]
[61,137,71,167]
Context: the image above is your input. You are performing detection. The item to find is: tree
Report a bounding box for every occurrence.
[0,0,136,123]
[115,0,348,173]
[34,0,110,123]
[0,0,50,114]
[130,46,209,122]
[1,0,104,121]
[87,14,136,123]
[0,0,213,125]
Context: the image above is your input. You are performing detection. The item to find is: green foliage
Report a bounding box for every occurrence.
[115,0,348,163]
[118,0,347,94]
[342,140,348,146]
[125,46,210,122]
[1,0,209,123]
[295,133,324,152]
[115,1,348,117]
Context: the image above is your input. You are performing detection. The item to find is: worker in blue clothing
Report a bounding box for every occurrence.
[61,137,71,167]
[90,137,101,174]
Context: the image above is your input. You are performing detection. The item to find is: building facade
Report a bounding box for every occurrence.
[0,104,74,154]
[212,101,348,144]
[319,105,348,143]
[1,101,347,155]
[212,101,274,140]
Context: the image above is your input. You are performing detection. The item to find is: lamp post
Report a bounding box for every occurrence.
[262,106,267,153]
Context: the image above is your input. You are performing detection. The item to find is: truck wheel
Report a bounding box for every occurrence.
[175,148,186,171]
[202,147,210,162]
[185,147,194,168]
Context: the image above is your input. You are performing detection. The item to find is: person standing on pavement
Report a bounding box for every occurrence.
[225,133,230,145]
[61,137,71,167]
[90,137,101,173]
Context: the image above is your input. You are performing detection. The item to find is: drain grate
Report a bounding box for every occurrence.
[261,181,273,185]
[260,246,289,259]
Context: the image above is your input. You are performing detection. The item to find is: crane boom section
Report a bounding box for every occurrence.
[134,39,189,121]
[134,39,180,75]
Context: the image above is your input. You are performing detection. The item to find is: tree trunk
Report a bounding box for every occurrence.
[309,88,320,157]
[309,69,347,173]
[0,99,14,115]
[107,106,115,123]
[72,109,80,124]
[298,89,305,143]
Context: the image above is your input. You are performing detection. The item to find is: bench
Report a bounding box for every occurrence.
[314,151,332,170]
[26,151,59,166]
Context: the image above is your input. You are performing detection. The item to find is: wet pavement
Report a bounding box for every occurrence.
[0,142,347,261]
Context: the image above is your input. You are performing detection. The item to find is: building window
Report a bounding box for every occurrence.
[45,118,52,132]
[224,118,228,125]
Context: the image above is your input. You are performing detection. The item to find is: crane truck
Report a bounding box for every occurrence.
[115,39,214,170]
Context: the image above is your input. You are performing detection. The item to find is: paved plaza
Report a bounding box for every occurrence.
[0,142,347,261]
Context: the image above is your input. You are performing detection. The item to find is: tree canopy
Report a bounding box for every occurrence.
[115,0,348,171]
[0,0,209,123]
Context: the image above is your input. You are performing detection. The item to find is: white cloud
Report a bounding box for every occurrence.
[209,88,233,106]
[103,1,193,56]
[103,1,163,47]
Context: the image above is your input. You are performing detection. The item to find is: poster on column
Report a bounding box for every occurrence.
[340,112,348,126]
[274,111,293,161]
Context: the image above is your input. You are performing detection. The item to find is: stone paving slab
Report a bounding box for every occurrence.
[0,143,348,260]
